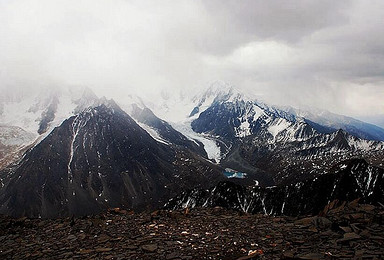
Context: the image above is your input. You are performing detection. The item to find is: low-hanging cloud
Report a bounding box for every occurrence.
[0,0,383,117]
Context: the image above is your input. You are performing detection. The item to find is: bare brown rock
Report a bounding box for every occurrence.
[0,201,383,259]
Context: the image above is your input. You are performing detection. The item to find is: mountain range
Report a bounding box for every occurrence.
[0,82,383,217]
[185,83,384,184]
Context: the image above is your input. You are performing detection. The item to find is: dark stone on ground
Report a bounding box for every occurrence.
[0,201,383,259]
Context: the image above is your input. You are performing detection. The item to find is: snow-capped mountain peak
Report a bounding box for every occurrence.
[0,86,102,136]
[191,81,255,115]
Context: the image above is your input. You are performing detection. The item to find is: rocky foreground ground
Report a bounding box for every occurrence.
[0,200,383,260]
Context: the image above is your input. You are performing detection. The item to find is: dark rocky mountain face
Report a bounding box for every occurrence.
[192,102,244,140]
[191,99,296,141]
[0,101,224,218]
[166,159,384,216]
[130,104,207,157]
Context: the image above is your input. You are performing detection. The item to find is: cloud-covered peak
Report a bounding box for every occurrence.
[0,0,383,117]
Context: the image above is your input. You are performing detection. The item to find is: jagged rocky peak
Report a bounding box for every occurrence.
[190,81,252,117]
[189,81,304,140]
[191,92,299,140]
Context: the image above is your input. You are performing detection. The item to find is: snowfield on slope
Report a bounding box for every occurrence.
[171,118,222,163]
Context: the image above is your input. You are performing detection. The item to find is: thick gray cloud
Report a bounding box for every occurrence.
[199,0,347,54]
[0,0,383,117]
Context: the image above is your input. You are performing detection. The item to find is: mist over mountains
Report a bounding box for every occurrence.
[0,82,383,218]
[1,3,384,260]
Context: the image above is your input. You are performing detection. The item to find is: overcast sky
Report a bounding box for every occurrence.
[0,0,383,117]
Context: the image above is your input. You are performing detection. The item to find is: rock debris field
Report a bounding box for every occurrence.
[0,200,383,259]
